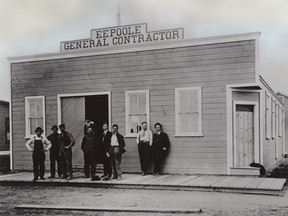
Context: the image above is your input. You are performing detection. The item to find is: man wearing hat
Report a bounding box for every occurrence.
[58,124,75,180]
[47,125,62,178]
[25,127,51,182]
[81,124,100,181]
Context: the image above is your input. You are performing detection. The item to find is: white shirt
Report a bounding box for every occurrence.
[111,133,119,147]
[25,135,52,151]
[136,129,153,146]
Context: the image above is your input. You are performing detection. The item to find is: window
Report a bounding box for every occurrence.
[175,87,202,136]
[275,103,278,138]
[125,90,149,136]
[279,107,284,137]
[25,96,45,137]
[282,109,285,137]
[271,99,276,139]
[265,93,271,139]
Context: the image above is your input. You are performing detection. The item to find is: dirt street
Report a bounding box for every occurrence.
[0,185,288,215]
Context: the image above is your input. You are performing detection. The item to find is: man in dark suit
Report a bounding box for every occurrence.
[47,125,62,178]
[81,125,100,181]
[99,122,112,180]
[109,124,126,180]
[152,122,170,175]
[58,124,75,180]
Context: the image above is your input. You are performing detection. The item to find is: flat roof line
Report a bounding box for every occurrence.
[8,31,261,63]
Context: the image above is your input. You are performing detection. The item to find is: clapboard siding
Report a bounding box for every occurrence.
[259,82,285,171]
[11,41,254,70]
[11,39,256,174]
[283,96,288,154]
[0,102,9,151]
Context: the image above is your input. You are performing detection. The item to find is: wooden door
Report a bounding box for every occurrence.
[61,97,85,167]
[235,105,254,167]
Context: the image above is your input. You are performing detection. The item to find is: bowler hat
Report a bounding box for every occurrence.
[35,127,44,133]
[51,125,58,130]
[59,124,65,128]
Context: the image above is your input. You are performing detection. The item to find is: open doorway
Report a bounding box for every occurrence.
[59,92,110,167]
[85,95,109,135]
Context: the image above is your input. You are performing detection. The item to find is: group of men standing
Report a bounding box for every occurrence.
[137,122,170,176]
[25,120,169,182]
[81,122,126,181]
[25,124,75,181]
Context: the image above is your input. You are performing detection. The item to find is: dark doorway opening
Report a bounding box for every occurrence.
[85,95,109,135]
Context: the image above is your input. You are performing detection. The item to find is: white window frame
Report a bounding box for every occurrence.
[281,108,284,137]
[175,87,203,137]
[265,92,271,139]
[275,103,279,138]
[25,96,45,138]
[278,106,283,137]
[125,90,150,137]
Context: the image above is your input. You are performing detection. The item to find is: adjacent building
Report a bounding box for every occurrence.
[0,100,10,172]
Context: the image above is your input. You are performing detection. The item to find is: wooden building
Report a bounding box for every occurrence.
[8,24,285,175]
[276,92,288,156]
[0,100,10,172]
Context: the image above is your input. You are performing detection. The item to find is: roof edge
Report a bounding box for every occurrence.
[8,31,261,63]
[0,100,9,105]
[259,75,284,105]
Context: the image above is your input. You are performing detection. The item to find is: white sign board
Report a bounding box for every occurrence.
[60,23,184,52]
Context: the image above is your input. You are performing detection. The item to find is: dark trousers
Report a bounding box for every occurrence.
[111,147,122,177]
[50,151,62,177]
[84,150,96,177]
[60,148,72,177]
[103,155,112,177]
[32,152,45,179]
[138,141,150,173]
[152,147,163,173]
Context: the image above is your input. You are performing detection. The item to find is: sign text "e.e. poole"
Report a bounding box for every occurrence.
[60,23,184,52]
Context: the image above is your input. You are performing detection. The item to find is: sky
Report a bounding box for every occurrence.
[1,0,288,102]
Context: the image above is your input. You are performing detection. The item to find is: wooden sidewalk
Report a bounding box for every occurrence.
[0,172,286,196]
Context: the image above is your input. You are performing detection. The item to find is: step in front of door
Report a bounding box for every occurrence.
[230,167,260,176]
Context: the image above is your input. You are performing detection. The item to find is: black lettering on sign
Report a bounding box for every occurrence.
[103,30,109,38]
[153,33,159,41]
[135,25,141,34]
[60,24,183,52]
[146,34,152,42]
[103,38,109,46]
[64,42,70,50]
[96,39,102,47]
[138,34,144,43]
[89,40,95,47]
[110,28,116,37]
[112,37,117,45]
[172,30,180,39]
